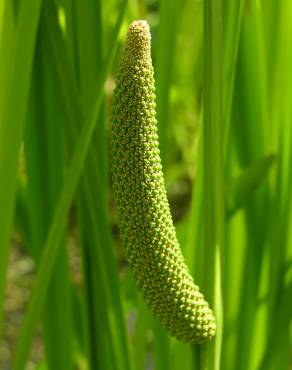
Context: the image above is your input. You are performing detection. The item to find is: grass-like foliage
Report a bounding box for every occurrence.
[0,0,291,370]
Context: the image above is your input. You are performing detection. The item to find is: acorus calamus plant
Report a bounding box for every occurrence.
[111,20,216,343]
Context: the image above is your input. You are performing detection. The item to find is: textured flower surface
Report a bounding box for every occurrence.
[111,20,216,343]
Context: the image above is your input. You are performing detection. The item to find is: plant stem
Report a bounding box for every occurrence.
[201,0,224,369]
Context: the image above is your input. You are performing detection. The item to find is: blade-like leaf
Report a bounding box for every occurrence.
[40,1,133,368]
[202,0,224,369]
[12,3,127,369]
[0,0,42,334]
[226,154,276,218]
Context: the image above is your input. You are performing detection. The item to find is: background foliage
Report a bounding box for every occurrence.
[0,0,291,369]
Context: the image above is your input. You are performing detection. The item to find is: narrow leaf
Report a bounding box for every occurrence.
[12,3,127,369]
[226,154,276,218]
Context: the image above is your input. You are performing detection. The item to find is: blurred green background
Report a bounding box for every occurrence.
[0,0,291,369]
